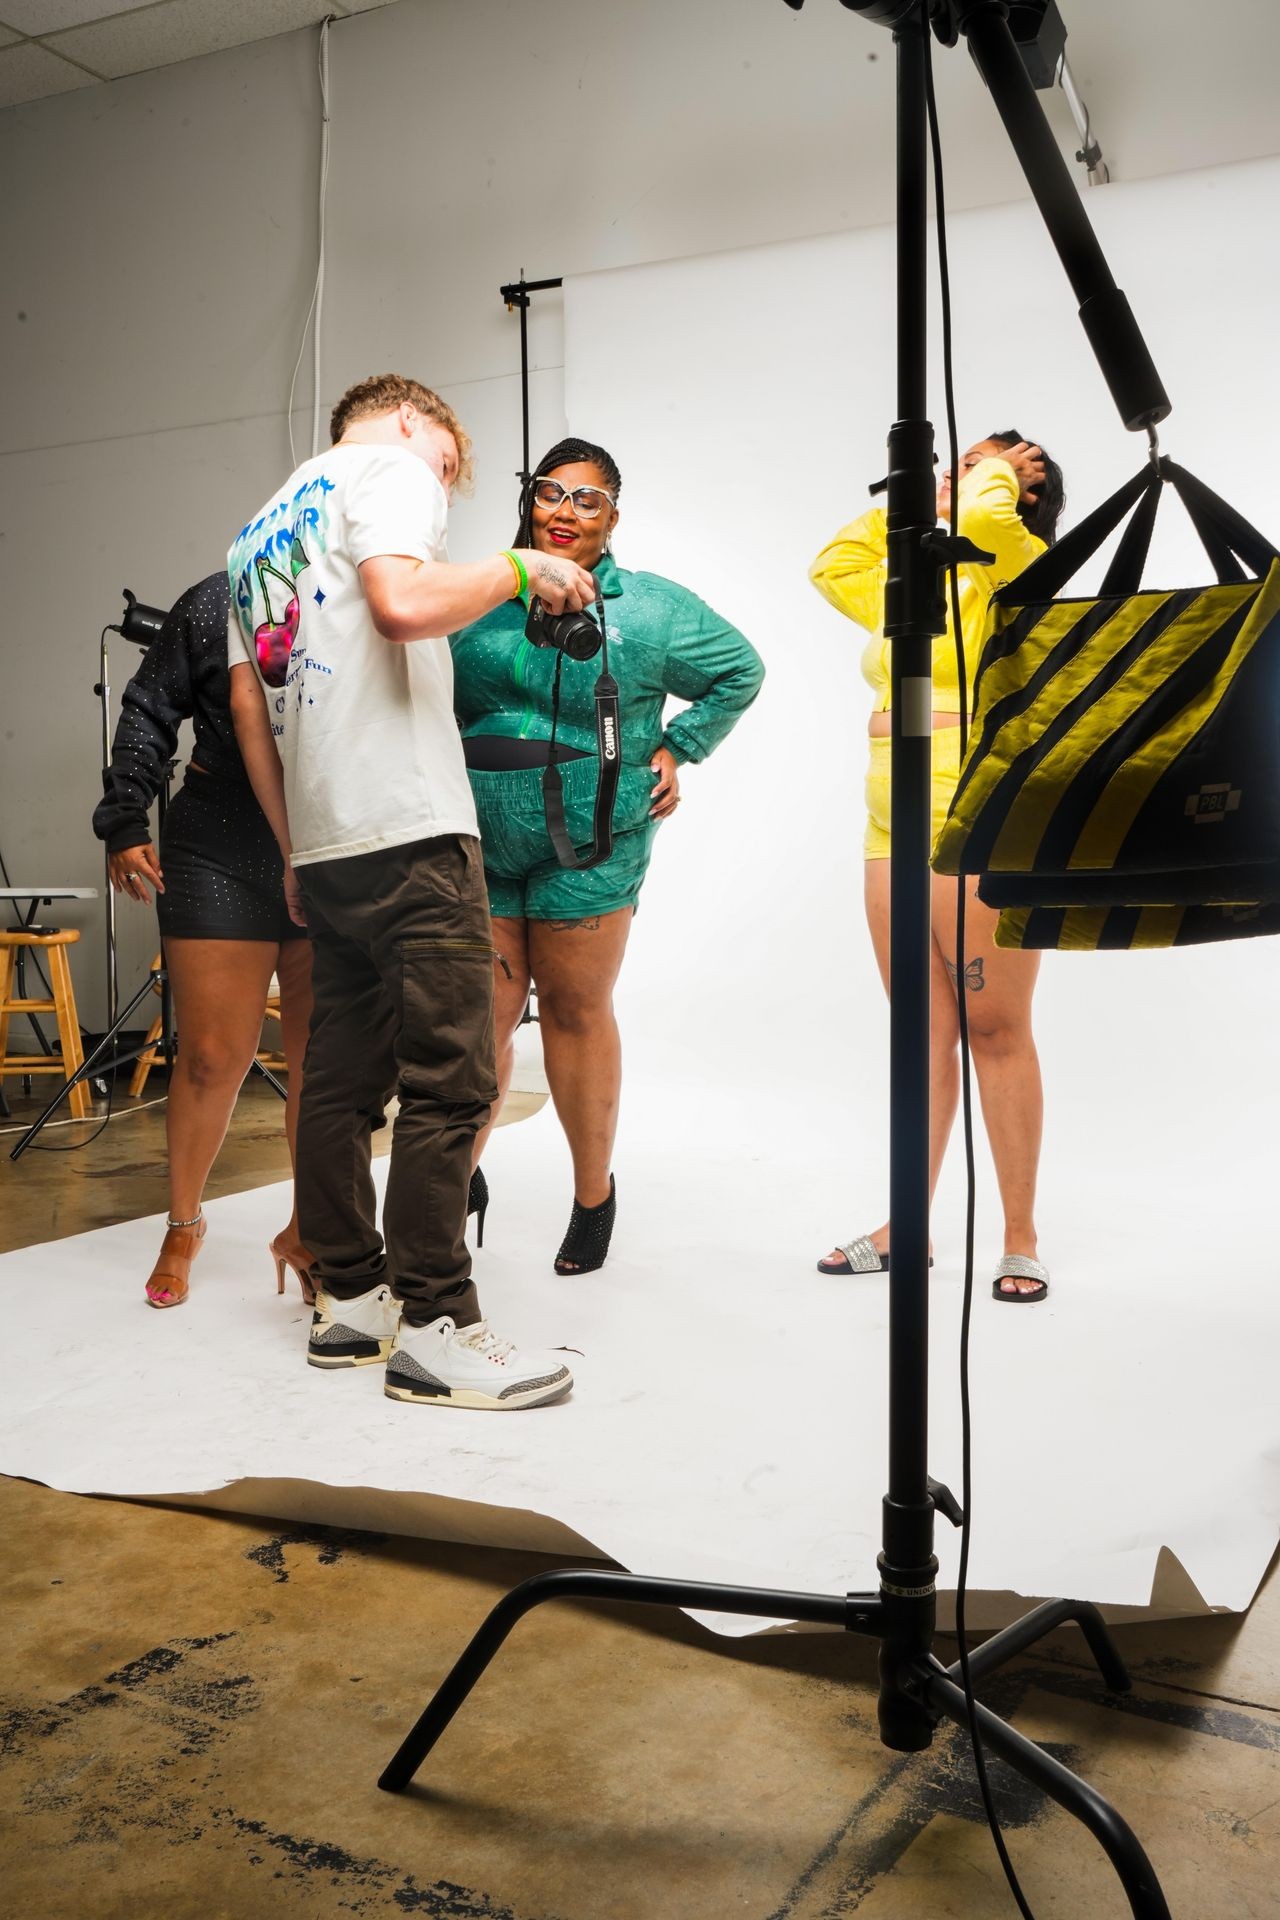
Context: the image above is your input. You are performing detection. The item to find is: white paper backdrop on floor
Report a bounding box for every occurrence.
[1,1076,1276,1635]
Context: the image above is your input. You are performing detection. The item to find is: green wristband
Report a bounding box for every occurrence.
[500,550,528,599]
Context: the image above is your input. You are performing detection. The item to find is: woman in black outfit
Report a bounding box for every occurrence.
[93,573,314,1308]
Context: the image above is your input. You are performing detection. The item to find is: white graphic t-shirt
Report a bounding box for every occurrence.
[226,444,479,866]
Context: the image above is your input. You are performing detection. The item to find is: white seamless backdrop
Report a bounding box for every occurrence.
[563,158,1280,1280]
[3,156,1276,1626]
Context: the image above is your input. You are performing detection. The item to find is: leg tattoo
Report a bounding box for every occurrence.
[944,955,986,992]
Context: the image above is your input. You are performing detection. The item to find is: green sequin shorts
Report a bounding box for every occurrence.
[467,758,659,922]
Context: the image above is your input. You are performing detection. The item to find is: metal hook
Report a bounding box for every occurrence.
[1146,424,1161,470]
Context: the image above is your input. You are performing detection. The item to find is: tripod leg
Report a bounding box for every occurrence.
[378,1568,856,1793]
[248,1057,288,1100]
[947,1598,1130,1694]
[920,1658,1171,1920]
[8,970,162,1161]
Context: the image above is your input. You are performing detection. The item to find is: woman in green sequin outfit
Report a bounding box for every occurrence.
[451,437,764,1273]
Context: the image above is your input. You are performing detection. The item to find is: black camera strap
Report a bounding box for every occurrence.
[541,587,622,870]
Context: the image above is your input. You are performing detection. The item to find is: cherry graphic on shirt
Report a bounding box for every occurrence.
[254,537,311,688]
[255,592,298,687]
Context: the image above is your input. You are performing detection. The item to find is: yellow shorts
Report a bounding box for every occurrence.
[864,726,962,861]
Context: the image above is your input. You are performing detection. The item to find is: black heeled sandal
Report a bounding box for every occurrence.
[468,1166,489,1248]
[554,1175,616,1275]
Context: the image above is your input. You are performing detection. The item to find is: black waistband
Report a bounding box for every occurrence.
[463,734,593,772]
[182,760,256,796]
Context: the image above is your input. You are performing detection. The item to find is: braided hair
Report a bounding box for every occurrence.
[515,436,622,545]
[987,428,1066,547]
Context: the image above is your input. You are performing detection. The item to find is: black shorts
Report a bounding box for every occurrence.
[158,770,306,943]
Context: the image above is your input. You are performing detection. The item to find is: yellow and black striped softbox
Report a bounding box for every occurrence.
[932,459,1280,949]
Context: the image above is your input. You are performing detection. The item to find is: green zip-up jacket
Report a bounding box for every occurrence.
[450,553,764,766]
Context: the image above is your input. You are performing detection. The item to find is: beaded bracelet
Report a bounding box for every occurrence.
[500,549,528,599]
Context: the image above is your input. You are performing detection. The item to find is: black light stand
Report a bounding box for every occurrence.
[7,597,178,1157]
[97,591,168,1031]
[10,593,287,1160]
[379,7,1173,1911]
[9,774,287,1160]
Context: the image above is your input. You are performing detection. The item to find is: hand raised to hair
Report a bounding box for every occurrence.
[518,550,597,614]
[1000,441,1047,505]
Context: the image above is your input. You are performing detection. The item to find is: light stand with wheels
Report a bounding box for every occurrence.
[375,6,1173,1912]
[94,590,168,1032]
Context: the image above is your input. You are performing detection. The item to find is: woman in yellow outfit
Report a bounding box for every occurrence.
[810,431,1066,1302]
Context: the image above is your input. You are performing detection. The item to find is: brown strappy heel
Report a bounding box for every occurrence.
[145,1213,207,1308]
[269,1236,318,1306]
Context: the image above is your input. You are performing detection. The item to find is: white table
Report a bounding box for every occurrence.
[0,886,99,928]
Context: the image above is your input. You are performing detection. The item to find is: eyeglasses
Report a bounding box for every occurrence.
[531,477,617,520]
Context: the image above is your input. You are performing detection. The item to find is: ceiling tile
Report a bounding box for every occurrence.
[0,39,98,105]
[46,0,347,81]
[1,1,147,31]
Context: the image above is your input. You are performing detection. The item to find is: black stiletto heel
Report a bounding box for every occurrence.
[554,1175,616,1275]
[468,1167,489,1248]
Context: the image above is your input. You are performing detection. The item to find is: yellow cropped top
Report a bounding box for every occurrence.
[808,456,1045,714]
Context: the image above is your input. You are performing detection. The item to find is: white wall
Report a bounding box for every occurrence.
[2,0,1279,1023]
[563,165,1280,1253]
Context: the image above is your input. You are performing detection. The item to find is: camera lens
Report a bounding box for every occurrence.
[525,598,603,662]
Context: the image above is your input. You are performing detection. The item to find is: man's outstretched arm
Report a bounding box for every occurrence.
[360,546,597,643]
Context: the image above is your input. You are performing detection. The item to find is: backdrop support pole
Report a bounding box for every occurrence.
[500,275,565,492]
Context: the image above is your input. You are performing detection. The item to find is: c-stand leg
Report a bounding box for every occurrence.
[377,1568,1166,1918]
[920,1658,1167,1906]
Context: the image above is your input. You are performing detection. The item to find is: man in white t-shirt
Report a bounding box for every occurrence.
[228,373,595,1409]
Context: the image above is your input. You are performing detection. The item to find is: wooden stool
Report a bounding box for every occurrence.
[0,929,91,1120]
[258,974,286,1073]
[128,955,167,1098]
[130,959,285,1096]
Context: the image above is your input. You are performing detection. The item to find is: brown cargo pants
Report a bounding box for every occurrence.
[295,833,497,1329]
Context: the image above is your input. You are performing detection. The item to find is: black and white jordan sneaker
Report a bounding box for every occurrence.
[306,1283,400,1369]
[384,1316,573,1409]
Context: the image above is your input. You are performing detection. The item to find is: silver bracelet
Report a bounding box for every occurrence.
[166,1211,203,1229]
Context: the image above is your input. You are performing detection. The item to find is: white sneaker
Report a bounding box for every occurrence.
[384,1316,573,1410]
[307,1282,400,1369]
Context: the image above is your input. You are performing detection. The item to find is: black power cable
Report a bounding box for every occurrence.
[923,18,1040,1918]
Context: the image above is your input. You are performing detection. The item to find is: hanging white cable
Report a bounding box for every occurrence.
[287,16,334,468]
[311,17,332,455]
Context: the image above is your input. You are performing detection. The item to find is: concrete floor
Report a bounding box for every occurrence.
[1,1074,1277,1919]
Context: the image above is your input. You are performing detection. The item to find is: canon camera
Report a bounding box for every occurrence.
[524,591,604,662]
